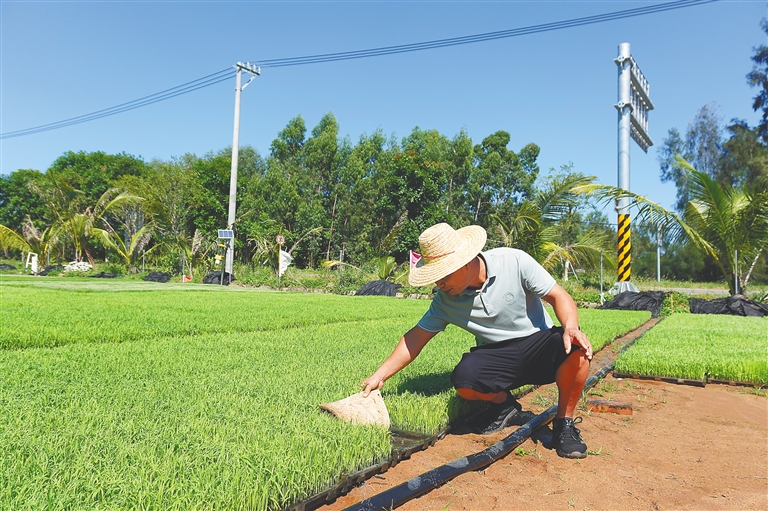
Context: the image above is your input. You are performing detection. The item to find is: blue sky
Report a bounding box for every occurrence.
[1,0,765,214]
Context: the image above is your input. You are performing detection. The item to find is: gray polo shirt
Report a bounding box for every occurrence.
[417,247,556,345]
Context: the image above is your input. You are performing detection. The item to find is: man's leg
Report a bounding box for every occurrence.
[453,387,522,434]
[552,348,590,458]
[555,349,590,418]
[455,387,507,404]
[451,346,524,434]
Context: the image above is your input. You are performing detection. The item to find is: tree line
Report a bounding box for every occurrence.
[0,118,614,275]
[1,21,767,291]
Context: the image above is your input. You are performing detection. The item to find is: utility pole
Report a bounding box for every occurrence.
[657,223,662,282]
[613,42,653,293]
[225,62,261,276]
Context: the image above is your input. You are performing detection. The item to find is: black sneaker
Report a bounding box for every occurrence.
[472,393,522,435]
[551,417,587,459]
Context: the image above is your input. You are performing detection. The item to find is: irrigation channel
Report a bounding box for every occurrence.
[284,317,661,511]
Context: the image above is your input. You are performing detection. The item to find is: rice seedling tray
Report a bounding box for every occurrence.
[613,372,706,387]
[706,378,762,388]
[283,428,448,511]
[0,279,655,510]
[286,384,542,511]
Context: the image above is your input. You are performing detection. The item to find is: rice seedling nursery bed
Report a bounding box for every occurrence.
[614,314,768,385]
[0,276,650,510]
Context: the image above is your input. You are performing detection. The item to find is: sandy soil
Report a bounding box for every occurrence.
[321,376,768,511]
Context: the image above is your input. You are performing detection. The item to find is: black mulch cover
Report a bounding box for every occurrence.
[0,263,16,270]
[143,271,172,283]
[202,271,235,285]
[599,291,667,318]
[89,272,118,278]
[355,280,402,297]
[38,265,64,276]
[689,295,768,317]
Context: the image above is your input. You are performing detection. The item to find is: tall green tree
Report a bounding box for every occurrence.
[30,175,141,265]
[0,169,47,234]
[658,103,723,212]
[720,120,768,188]
[468,131,539,223]
[747,18,768,142]
[379,128,452,257]
[124,158,205,270]
[46,151,148,206]
[185,151,231,236]
[329,130,396,262]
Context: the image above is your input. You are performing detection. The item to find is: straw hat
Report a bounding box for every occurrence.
[408,223,487,287]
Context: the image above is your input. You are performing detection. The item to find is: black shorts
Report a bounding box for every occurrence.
[450,327,575,394]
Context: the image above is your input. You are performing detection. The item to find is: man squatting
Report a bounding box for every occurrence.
[361,223,593,458]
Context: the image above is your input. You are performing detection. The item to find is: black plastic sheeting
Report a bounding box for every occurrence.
[38,265,64,276]
[202,271,235,285]
[600,291,666,318]
[356,280,402,297]
[143,272,172,283]
[89,272,118,278]
[343,364,615,511]
[0,263,16,270]
[689,295,768,317]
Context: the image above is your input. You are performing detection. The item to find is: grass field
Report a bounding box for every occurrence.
[0,275,650,510]
[615,314,768,384]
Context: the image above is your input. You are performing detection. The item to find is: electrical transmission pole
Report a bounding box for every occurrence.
[225,62,261,276]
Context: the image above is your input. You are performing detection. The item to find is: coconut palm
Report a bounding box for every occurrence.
[493,173,615,279]
[0,224,30,254]
[96,222,156,273]
[250,225,323,276]
[30,177,142,265]
[573,156,768,294]
[21,217,60,266]
[0,217,60,266]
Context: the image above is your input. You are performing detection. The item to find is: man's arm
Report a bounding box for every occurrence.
[542,284,593,360]
[361,326,437,397]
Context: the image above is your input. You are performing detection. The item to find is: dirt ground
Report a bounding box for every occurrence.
[321,376,768,511]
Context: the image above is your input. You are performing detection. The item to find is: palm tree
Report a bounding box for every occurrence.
[573,156,768,294]
[21,217,60,266]
[0,217,60,266]
[30,177,141,265]
[96,222,156,274]
[0,224,30,254]
[250,225,323,276]
[493,173,615,279]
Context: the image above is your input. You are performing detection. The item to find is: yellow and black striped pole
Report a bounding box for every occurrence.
[617,213,631,283]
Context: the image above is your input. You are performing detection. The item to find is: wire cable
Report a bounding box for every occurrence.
[1,68,234,139]
[1,0,717,139]
[256,0,716,68]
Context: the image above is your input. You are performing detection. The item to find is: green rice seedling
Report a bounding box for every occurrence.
[615,315,768,384]
[0,322,401,511]
[0,276,653,510]
[551,309,651,352]
[0,277,429,350]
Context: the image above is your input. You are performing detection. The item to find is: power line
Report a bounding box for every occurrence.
[1,69,234,139]
[0,0,717,139]
[256,0,716,68]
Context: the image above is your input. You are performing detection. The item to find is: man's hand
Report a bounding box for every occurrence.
[542,285,593,361]
[360,375,384,398]
[563,326,593,360]
[360,327,436,398]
